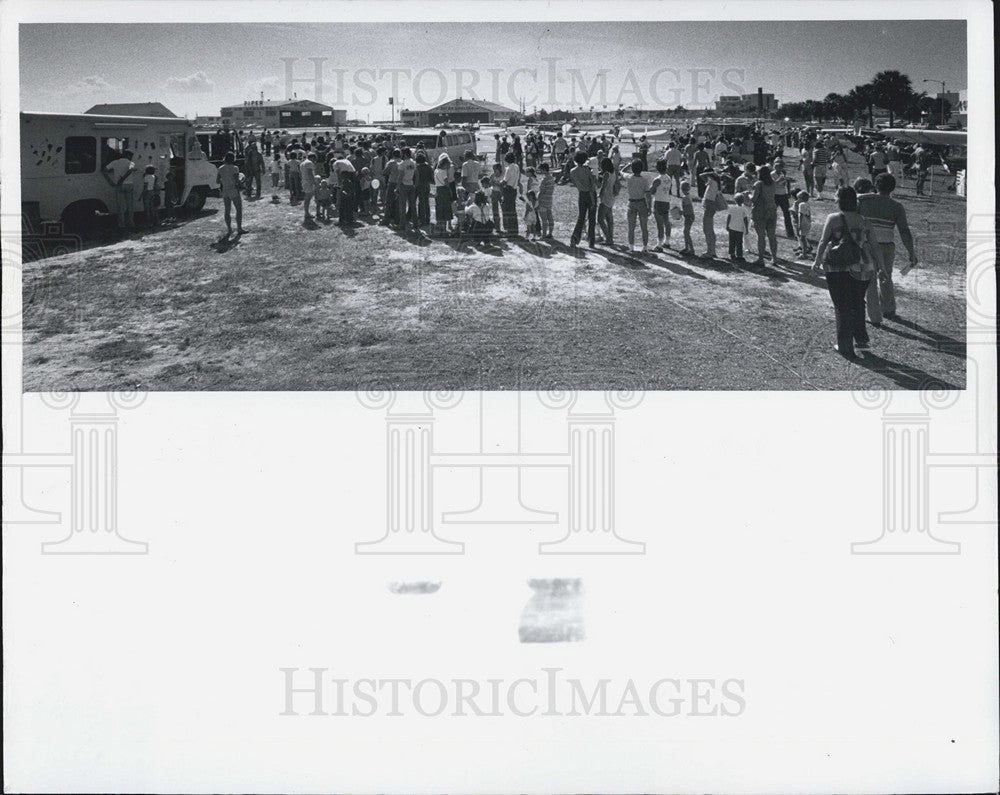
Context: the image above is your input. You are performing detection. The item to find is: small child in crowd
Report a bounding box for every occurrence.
[523,190,539,240]
[537,162,555,239]
[725,193,750,262]
[358,167,372,215]
[453,186,468,236]
[793,190,813,258]
[679,180,696,255]
[314,178,333,221]
[269,152,282,200]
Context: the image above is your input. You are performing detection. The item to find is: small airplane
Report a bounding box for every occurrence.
[881,128,967,147]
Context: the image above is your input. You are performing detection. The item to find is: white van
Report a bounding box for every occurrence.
[390,128,477,164]
[21,112,218,229]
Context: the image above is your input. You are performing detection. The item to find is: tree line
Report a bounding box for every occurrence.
[781,70,953,127]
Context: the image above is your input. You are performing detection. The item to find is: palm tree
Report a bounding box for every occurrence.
[848,84,876,127]
[870,70,915,127]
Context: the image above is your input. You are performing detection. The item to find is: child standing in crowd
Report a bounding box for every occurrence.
[537,162,555,240]
[793,190,813,258]
[314,178,332,222]
[726,193,750,263]
[453,187,468,237]
[269,151,283,200]
[597,158,620,246]
[524,191,539,241]
[489,163,504,232]
[625,160,653,252]
[358,167,372,215]
[650,159,673,251]
[525,167,538,199]
[141,165,159,228]
[679,180,696,255]
[286,151,301,202]
[773,166,796,238]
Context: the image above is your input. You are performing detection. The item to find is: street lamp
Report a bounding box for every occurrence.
[922,79,946,126]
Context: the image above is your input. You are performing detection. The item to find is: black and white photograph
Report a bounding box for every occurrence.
[16,17,973,390]
[2,2,997,794]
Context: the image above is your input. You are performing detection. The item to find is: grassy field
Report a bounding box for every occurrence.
[21,145,966,391]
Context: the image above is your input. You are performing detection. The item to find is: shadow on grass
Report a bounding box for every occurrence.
[879,316,966,358]
[22,208,220,263]
[851,350,962,390]
[211,232,242,253]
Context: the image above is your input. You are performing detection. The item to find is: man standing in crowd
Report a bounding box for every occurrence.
[300,152,317,222]
[663,141,684,195]
[568,150,599,249]
[857,172,918,324]
[396,147,418,233]
[215,151,243,237]
[243,143,265,200]
[551,132,568,167]
[102,148,136,231]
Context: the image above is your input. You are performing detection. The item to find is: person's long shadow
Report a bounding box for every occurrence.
[439,234,506,257]
[629,249,709,280]
[544,239,587,260]
[881,316,966,357]
[851,350,962,390]
[508,237,555,259]
[211,232,241,253]
[736,259,792,284]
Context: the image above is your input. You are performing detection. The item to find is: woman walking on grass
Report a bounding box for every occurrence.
[812,186,879,359]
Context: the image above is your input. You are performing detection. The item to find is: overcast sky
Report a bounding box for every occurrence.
[20,21,967,121]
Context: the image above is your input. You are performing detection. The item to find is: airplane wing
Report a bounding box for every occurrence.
[882,128,967,147]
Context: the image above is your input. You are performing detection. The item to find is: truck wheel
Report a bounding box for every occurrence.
[183,188,206,213]
[61,201,108,236]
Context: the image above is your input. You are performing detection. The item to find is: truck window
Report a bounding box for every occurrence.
[65,136,97,174]
[100,137,130,169]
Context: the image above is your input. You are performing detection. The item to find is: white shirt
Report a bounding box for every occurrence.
[502,163,520,188]
[467,203,489,223]
[300,159,316,190]
[105,157,135,186]
[726,204,749,232]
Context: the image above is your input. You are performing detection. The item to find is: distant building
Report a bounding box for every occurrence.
[194,115,225,127]
[931,91,967,126]
[401,97,518,127]
[85,102,177,117]
[220,99,346,128]
[714,93,779,116]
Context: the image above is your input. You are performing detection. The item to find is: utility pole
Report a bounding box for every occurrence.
[922,79,946,126]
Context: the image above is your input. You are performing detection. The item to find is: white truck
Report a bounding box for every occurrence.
[20,111,218,231]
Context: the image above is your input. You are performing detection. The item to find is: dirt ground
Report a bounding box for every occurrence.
[21,144,967,392]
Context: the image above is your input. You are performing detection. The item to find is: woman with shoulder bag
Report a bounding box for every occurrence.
[812,186,879,358]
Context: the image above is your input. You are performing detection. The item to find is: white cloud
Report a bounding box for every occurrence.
[244,75,284,100]
[65,75,115,95]
[165,71,216,94]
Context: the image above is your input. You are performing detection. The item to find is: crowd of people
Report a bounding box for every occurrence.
[207,121,932,360]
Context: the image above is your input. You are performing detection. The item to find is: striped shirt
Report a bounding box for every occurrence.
[537,175,555,209]
[812,148,831,168]
[857,193,910,244]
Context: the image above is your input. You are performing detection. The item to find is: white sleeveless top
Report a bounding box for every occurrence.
[653,176,672,202]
